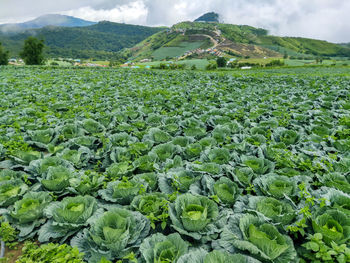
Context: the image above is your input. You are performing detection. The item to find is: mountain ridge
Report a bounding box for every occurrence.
[0,14,96,33]
[0,21,165,59]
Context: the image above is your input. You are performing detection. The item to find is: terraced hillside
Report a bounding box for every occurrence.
[122,21,350,61]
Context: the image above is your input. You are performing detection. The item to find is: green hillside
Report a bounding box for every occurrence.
[1,17,349,61]
[0,21,164,59]
[122,21,350,61]
[340,43,350,48]
[257,36,350,57]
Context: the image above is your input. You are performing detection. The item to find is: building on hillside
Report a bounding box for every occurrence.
[140,59,152,63]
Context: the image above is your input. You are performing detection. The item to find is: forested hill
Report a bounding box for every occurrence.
[0,21,165,59]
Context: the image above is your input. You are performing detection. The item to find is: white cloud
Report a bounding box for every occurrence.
[63,1,148,25]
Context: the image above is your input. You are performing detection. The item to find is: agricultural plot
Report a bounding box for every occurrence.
[0,67,350,263]
[152,42,203,60]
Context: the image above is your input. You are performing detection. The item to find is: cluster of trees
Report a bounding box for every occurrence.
[214,56,285,69]
[154,63,186,70]
[0,37,45,65]
[0,42,9,65]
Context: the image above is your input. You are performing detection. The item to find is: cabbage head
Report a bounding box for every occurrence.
[143,128,172,144]
[82,119,105,134]
[241,156,274,175]
[26,128,57,149]
[151,143,181,162]
[58,147,91,168]
[38,195,99,243]
[106,162,134,180]
[234,196,296,226]
[213,177,240,206]
[71,208,150,262]
[191,175,241,207]
[68,171,104,197]
[98,178,145,205]
[311,208,350,245]
[318,173,350,194]
[0,169,26,182]
[177,248,262,263]
[60,123,85,140]
[169,193,225,240]
[40,165,76,193]
[7,191,52,238]
[314,188,350,217]
[140,233,189,263]
[159,169,201,194]
[0,179,28,207]
[217,214,297,263]
[204,148,231,165]
[253,174,299,199]
[8,149,42,166]
[274,129,300,146]
[133,172,158,191]
[27,156,74,176]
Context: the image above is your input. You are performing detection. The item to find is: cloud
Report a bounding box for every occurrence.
[0,0,349,42]
[63,1,148,25]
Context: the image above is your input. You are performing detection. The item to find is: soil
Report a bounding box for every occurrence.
[3,243,24,263]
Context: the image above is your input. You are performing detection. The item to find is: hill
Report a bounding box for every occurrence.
[0,14,96,33]
[122,21,350,61]
[194,12,220,23]
[0,21,165,59]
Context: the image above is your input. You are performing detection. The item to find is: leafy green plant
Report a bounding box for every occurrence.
[301,233,350,263]
[130,193,169,229]
[0,219,18,249]
[16,241,85,263]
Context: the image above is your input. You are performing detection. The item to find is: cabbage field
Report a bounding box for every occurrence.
[0,67,350,263]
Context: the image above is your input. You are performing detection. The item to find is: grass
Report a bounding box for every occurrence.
[138,59,210,70]
[285,59,350,66]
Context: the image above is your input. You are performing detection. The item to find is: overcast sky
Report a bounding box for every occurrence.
[0,0,349,43]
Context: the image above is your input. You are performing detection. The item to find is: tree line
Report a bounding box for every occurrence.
[0,37,45,65]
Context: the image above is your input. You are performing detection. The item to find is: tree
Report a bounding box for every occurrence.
[0,42,9,65]
[216,57,227,68]
[20,37,45,65]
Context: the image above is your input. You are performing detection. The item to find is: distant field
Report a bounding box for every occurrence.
[137,57,350,70]
[285,59,350,66]
[152,42,204,60]
[139,59,210,69]
[46,60,72,66]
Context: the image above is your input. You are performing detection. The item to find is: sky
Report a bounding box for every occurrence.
[0,0,349,43]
